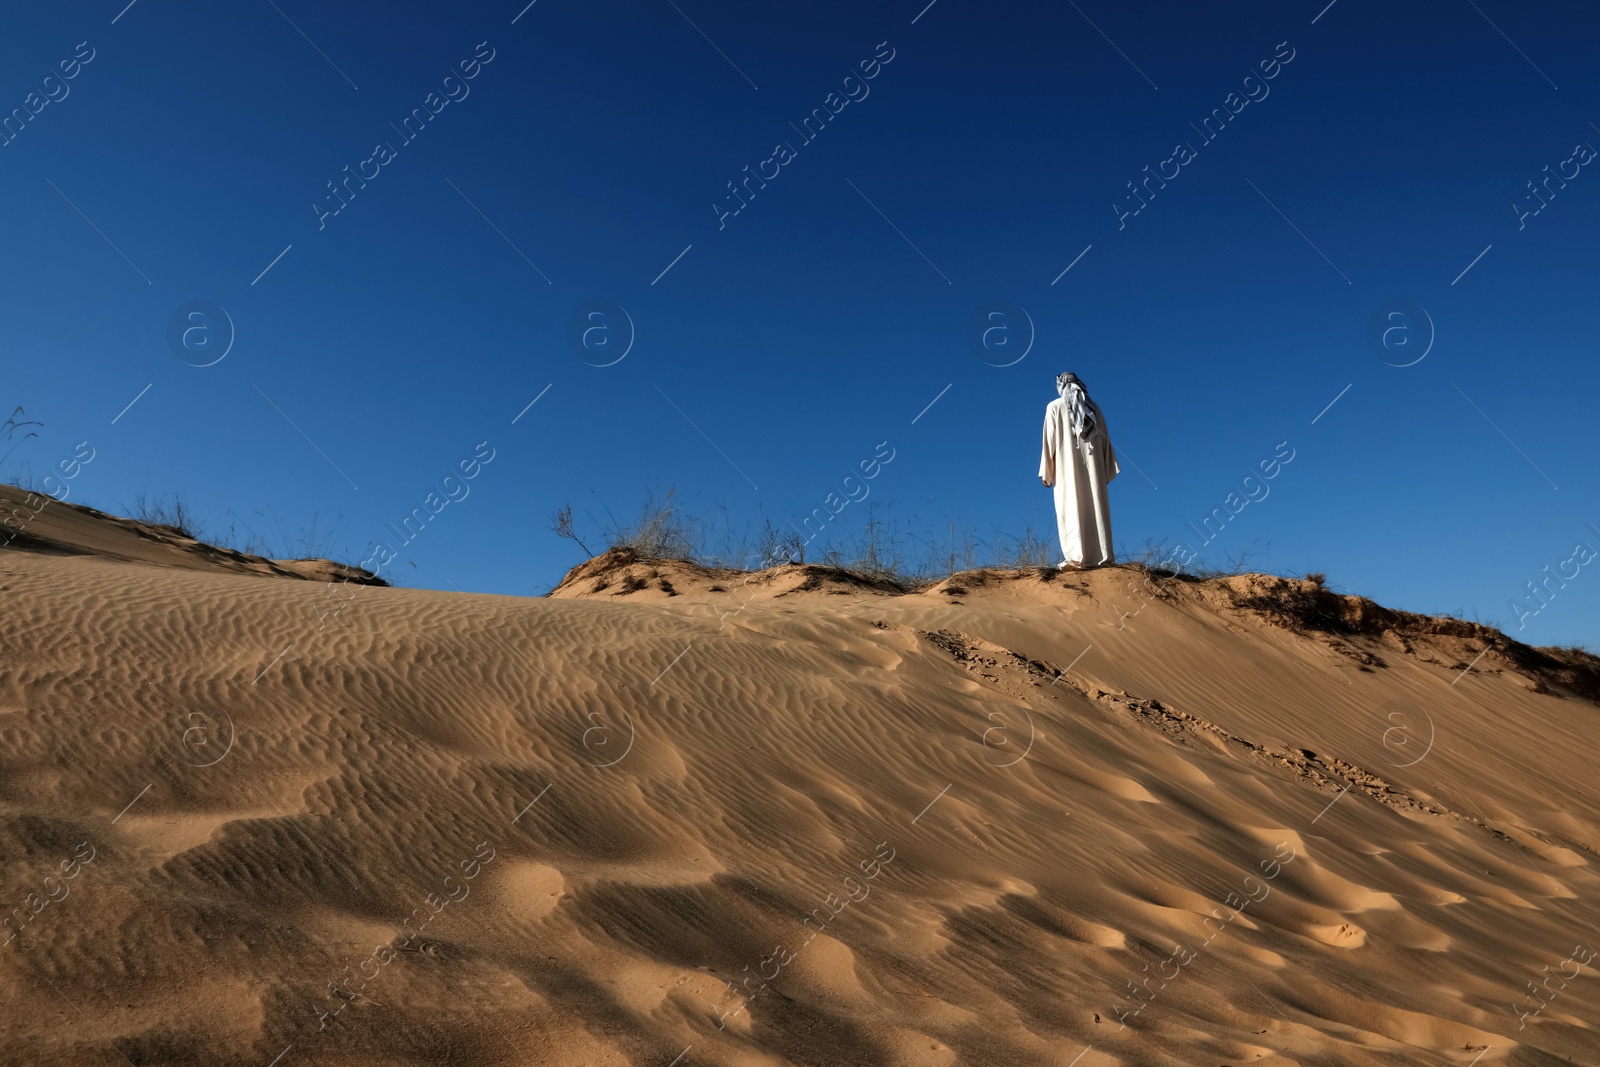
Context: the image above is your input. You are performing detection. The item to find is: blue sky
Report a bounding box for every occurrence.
[2,0,1597,647]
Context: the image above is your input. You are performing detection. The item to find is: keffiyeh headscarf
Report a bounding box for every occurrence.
[1056,372,1097,440]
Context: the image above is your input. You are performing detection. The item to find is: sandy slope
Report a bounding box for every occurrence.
[0,484,383,587]
[2,510,1598,1067]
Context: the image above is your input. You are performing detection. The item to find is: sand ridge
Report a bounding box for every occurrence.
[1,521,1598,1065]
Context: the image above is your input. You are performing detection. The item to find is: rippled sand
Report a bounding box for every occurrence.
[2,489,1597,1066]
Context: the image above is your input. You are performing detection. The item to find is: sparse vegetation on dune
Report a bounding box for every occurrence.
[554,486,701,563]
[541,495,1600,684]
[552,492,1145,589]
[126,491,348,566]
[130,491,202,540]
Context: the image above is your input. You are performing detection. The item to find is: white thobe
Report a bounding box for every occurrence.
[1039,397,1119,567]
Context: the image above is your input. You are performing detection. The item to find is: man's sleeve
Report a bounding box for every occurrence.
[1039,405,1057,486]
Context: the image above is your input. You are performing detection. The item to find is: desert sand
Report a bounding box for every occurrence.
[2,483,1598,1066]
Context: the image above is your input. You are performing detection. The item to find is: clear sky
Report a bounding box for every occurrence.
[2,0,1597,648]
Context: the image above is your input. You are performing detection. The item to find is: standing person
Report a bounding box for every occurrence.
[1039,371,1119,568]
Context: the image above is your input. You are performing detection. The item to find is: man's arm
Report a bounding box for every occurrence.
[1039,404,1057,487]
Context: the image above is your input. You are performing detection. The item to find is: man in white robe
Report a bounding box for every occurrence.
[1039,371,1118,567]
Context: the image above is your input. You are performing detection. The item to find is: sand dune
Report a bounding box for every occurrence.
[2,495,1598,1066]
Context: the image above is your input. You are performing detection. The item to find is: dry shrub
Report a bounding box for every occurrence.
[132,492,200,539]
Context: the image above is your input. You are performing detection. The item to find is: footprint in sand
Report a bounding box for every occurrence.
[1305,920,1366,948]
